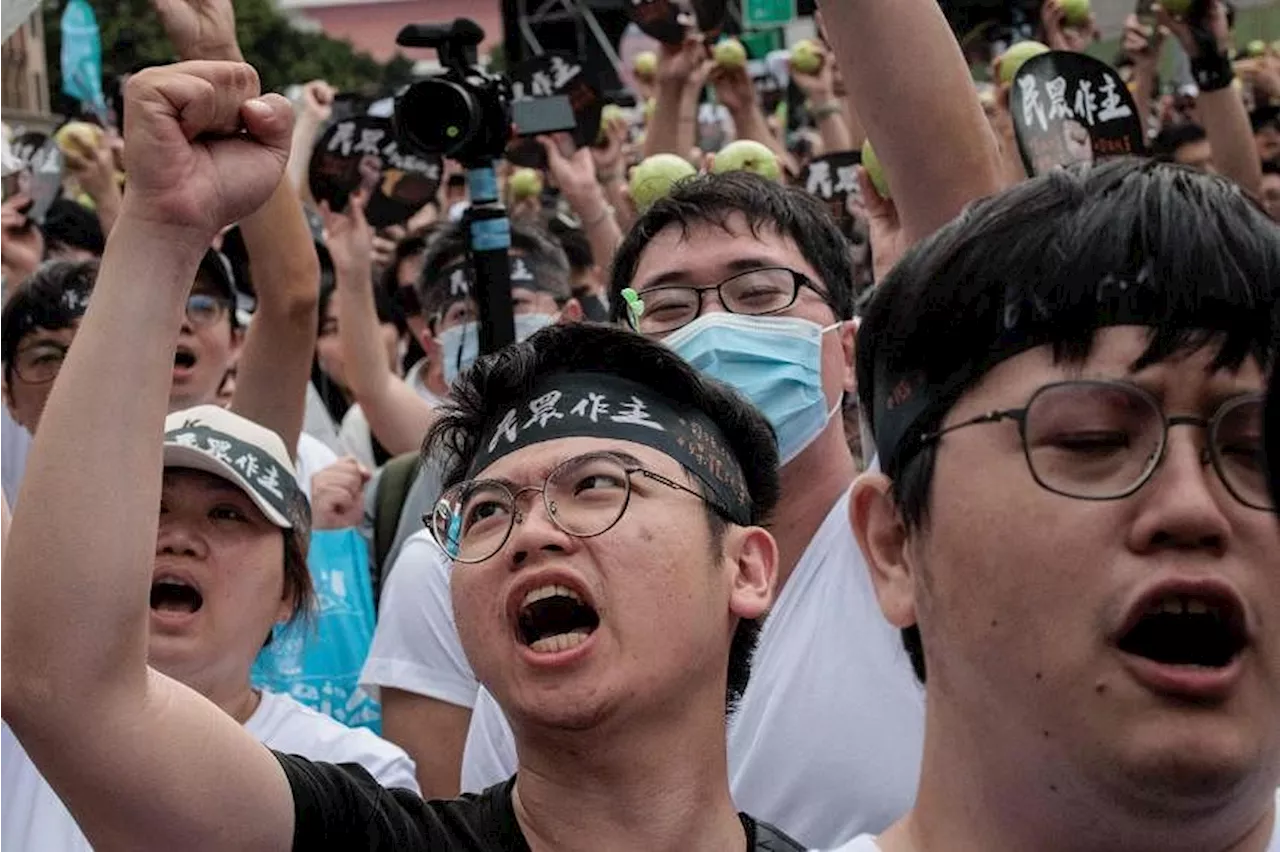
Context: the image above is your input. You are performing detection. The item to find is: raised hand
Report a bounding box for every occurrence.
[312,456,372,530]
[301,80,336,124]
[152,0,241,61]
[538,133,599,201]
[1154,0,1230,60]
[657,35,708,88]
[121,62,293,243]
[319,189,374,280]
[707,63,757,116]
[1041,0,1097,53]
[1,193,44,284]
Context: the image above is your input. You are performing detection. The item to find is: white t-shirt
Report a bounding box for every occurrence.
[461,490,926,849]
[820,790,1280,851]
[2,405,32,506]
[339,403,378,471]
[295,431,340,504]
[359,529,479,709]
[1,690,418,852]
[405,358,448,409]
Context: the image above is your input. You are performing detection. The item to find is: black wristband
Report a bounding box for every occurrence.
[1191,50,1234,92]
[1189,23,1234,93]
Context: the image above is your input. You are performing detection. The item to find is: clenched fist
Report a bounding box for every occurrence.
[311,456,373,530]
[121,62,293,242]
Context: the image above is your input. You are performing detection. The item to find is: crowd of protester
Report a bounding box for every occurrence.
[1,0,1278,850]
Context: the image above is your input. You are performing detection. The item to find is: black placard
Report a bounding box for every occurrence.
[627,0,692,45]
[801,150,862,239]
[506,54,605,168]
[1010,51,1145,177]
[308,114,442,229]
[11,132,63,224]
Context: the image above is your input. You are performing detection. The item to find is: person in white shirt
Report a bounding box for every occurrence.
[841,160,1280,852]
[2,401,418,851]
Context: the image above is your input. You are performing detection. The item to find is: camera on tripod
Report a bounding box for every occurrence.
[393,19,512,167]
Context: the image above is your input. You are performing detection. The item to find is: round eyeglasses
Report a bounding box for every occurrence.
[11,342,69,384]
[632,266,831,336]
[185,294,231,328]
[427,451,726,563]
[917,380,1271,511]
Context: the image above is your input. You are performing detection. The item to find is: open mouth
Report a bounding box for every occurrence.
[1117,593,1247,669]
[150,576,204,615]
[173,347,197,371]
[516,584,600,654]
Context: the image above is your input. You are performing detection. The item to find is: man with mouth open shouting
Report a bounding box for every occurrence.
[2,60,802,852]
[841,158,1280,852]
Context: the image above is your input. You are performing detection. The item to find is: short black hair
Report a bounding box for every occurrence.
[857,158,1280,682]
[2,260,97,382]
[547,215,594,274]
[424,322,781,713]
[608,171,857,323]
[418,221,572,319]
[1151,123,1207,161]
[41,200,105,257]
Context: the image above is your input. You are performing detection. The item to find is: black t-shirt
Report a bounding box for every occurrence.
[276,752,805,851]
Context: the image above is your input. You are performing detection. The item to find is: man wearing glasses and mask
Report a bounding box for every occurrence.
[841,158,1280,852]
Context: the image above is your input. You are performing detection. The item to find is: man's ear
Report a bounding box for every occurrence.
[557,298,583,324]
[840,319,857,395]
[849,471,917,631]
[724,525,778,622]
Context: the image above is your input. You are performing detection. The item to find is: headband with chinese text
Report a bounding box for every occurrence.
[466,372,752,524]
[425,256,560,310]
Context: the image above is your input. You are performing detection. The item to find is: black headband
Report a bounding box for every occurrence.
[872,269,1248,473]
[426,255,559,310]
[466,372,752,525]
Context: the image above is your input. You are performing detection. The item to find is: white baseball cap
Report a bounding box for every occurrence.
[162,405,305,529]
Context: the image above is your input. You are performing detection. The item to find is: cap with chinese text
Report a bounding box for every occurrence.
[162,406,306,530]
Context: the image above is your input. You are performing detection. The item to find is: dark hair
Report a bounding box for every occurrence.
[2,260,97,382]
[608,172,857,322]
[423,323,781,712]
[1151,123,1207,161]
[547,216,594,273]
[418,221,572,319]
[41,199,105,257]
[378,235,428,323]
[857,158,1280,682]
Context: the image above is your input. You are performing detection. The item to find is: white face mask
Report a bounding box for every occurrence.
[438,313,557,385]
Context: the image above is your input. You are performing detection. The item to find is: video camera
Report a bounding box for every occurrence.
[392,18,518,357]
[393,19,512,167]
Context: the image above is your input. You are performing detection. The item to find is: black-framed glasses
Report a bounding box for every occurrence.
[185,294,231,329]
[633,266,831,336]
[918,380,1271,511]
[11,342,69,384]
[427,451,724,563]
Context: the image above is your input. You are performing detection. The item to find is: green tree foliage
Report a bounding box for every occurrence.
[44,0,414,111]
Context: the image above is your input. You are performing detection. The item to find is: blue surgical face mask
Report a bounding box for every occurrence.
[664,312,843,465]
[439,313,557,386]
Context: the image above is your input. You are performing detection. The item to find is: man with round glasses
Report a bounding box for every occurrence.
[842,158,1279,852]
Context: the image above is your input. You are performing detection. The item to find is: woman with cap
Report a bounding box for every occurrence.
[2,400,418,851]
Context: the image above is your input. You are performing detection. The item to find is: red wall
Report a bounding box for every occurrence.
[297,0,504,63]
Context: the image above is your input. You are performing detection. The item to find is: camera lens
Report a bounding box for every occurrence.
[396,79,480,158]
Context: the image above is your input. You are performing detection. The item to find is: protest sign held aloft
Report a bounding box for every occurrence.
[1010,51,1145,177]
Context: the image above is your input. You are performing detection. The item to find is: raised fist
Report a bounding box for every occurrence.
[121,61,293,241]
